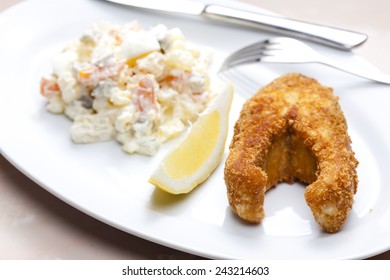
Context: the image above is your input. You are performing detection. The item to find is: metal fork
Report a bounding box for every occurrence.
[219,37,390,84]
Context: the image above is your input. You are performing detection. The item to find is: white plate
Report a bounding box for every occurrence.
[1,0,390,259]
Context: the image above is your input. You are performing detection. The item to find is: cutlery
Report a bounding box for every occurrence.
[220,37,390,84]
[104,0,368,50]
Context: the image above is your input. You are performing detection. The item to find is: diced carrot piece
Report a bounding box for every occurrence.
[40,77,60,97]
[78,67,94,80]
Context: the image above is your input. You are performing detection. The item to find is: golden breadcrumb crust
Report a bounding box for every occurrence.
[224,73,358,233]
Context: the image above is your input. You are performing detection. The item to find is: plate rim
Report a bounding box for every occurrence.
[1,0,390,260]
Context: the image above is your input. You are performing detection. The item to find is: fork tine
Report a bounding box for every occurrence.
[224,39,279,61]
[225,45,266,62]
[221,54,262,70]
[219,39,280,72]
[220,53,260,72]
[230,40,268,56]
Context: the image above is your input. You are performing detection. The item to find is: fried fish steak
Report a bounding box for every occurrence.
[224,73,358,233]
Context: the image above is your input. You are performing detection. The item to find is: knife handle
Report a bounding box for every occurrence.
[203,4,367,50]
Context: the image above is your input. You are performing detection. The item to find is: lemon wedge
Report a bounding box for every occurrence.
[149,81,234,194]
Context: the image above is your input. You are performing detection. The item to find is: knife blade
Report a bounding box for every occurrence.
[104,0,367,50]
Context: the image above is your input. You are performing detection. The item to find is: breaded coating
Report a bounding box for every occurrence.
[224,73,358,233]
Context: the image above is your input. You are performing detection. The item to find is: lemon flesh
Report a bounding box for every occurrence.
[149,82,233,194]
[162,111,220,179]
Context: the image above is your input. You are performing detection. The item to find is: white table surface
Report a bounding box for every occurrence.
[1,0,389,259]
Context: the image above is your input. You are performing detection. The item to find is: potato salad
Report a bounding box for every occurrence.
[40,21,214,156]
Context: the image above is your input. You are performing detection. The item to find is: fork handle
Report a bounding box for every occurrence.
[318,57,390,84]
[203,4,367,50]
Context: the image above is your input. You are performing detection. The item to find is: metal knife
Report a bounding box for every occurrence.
[104,0,367,50]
